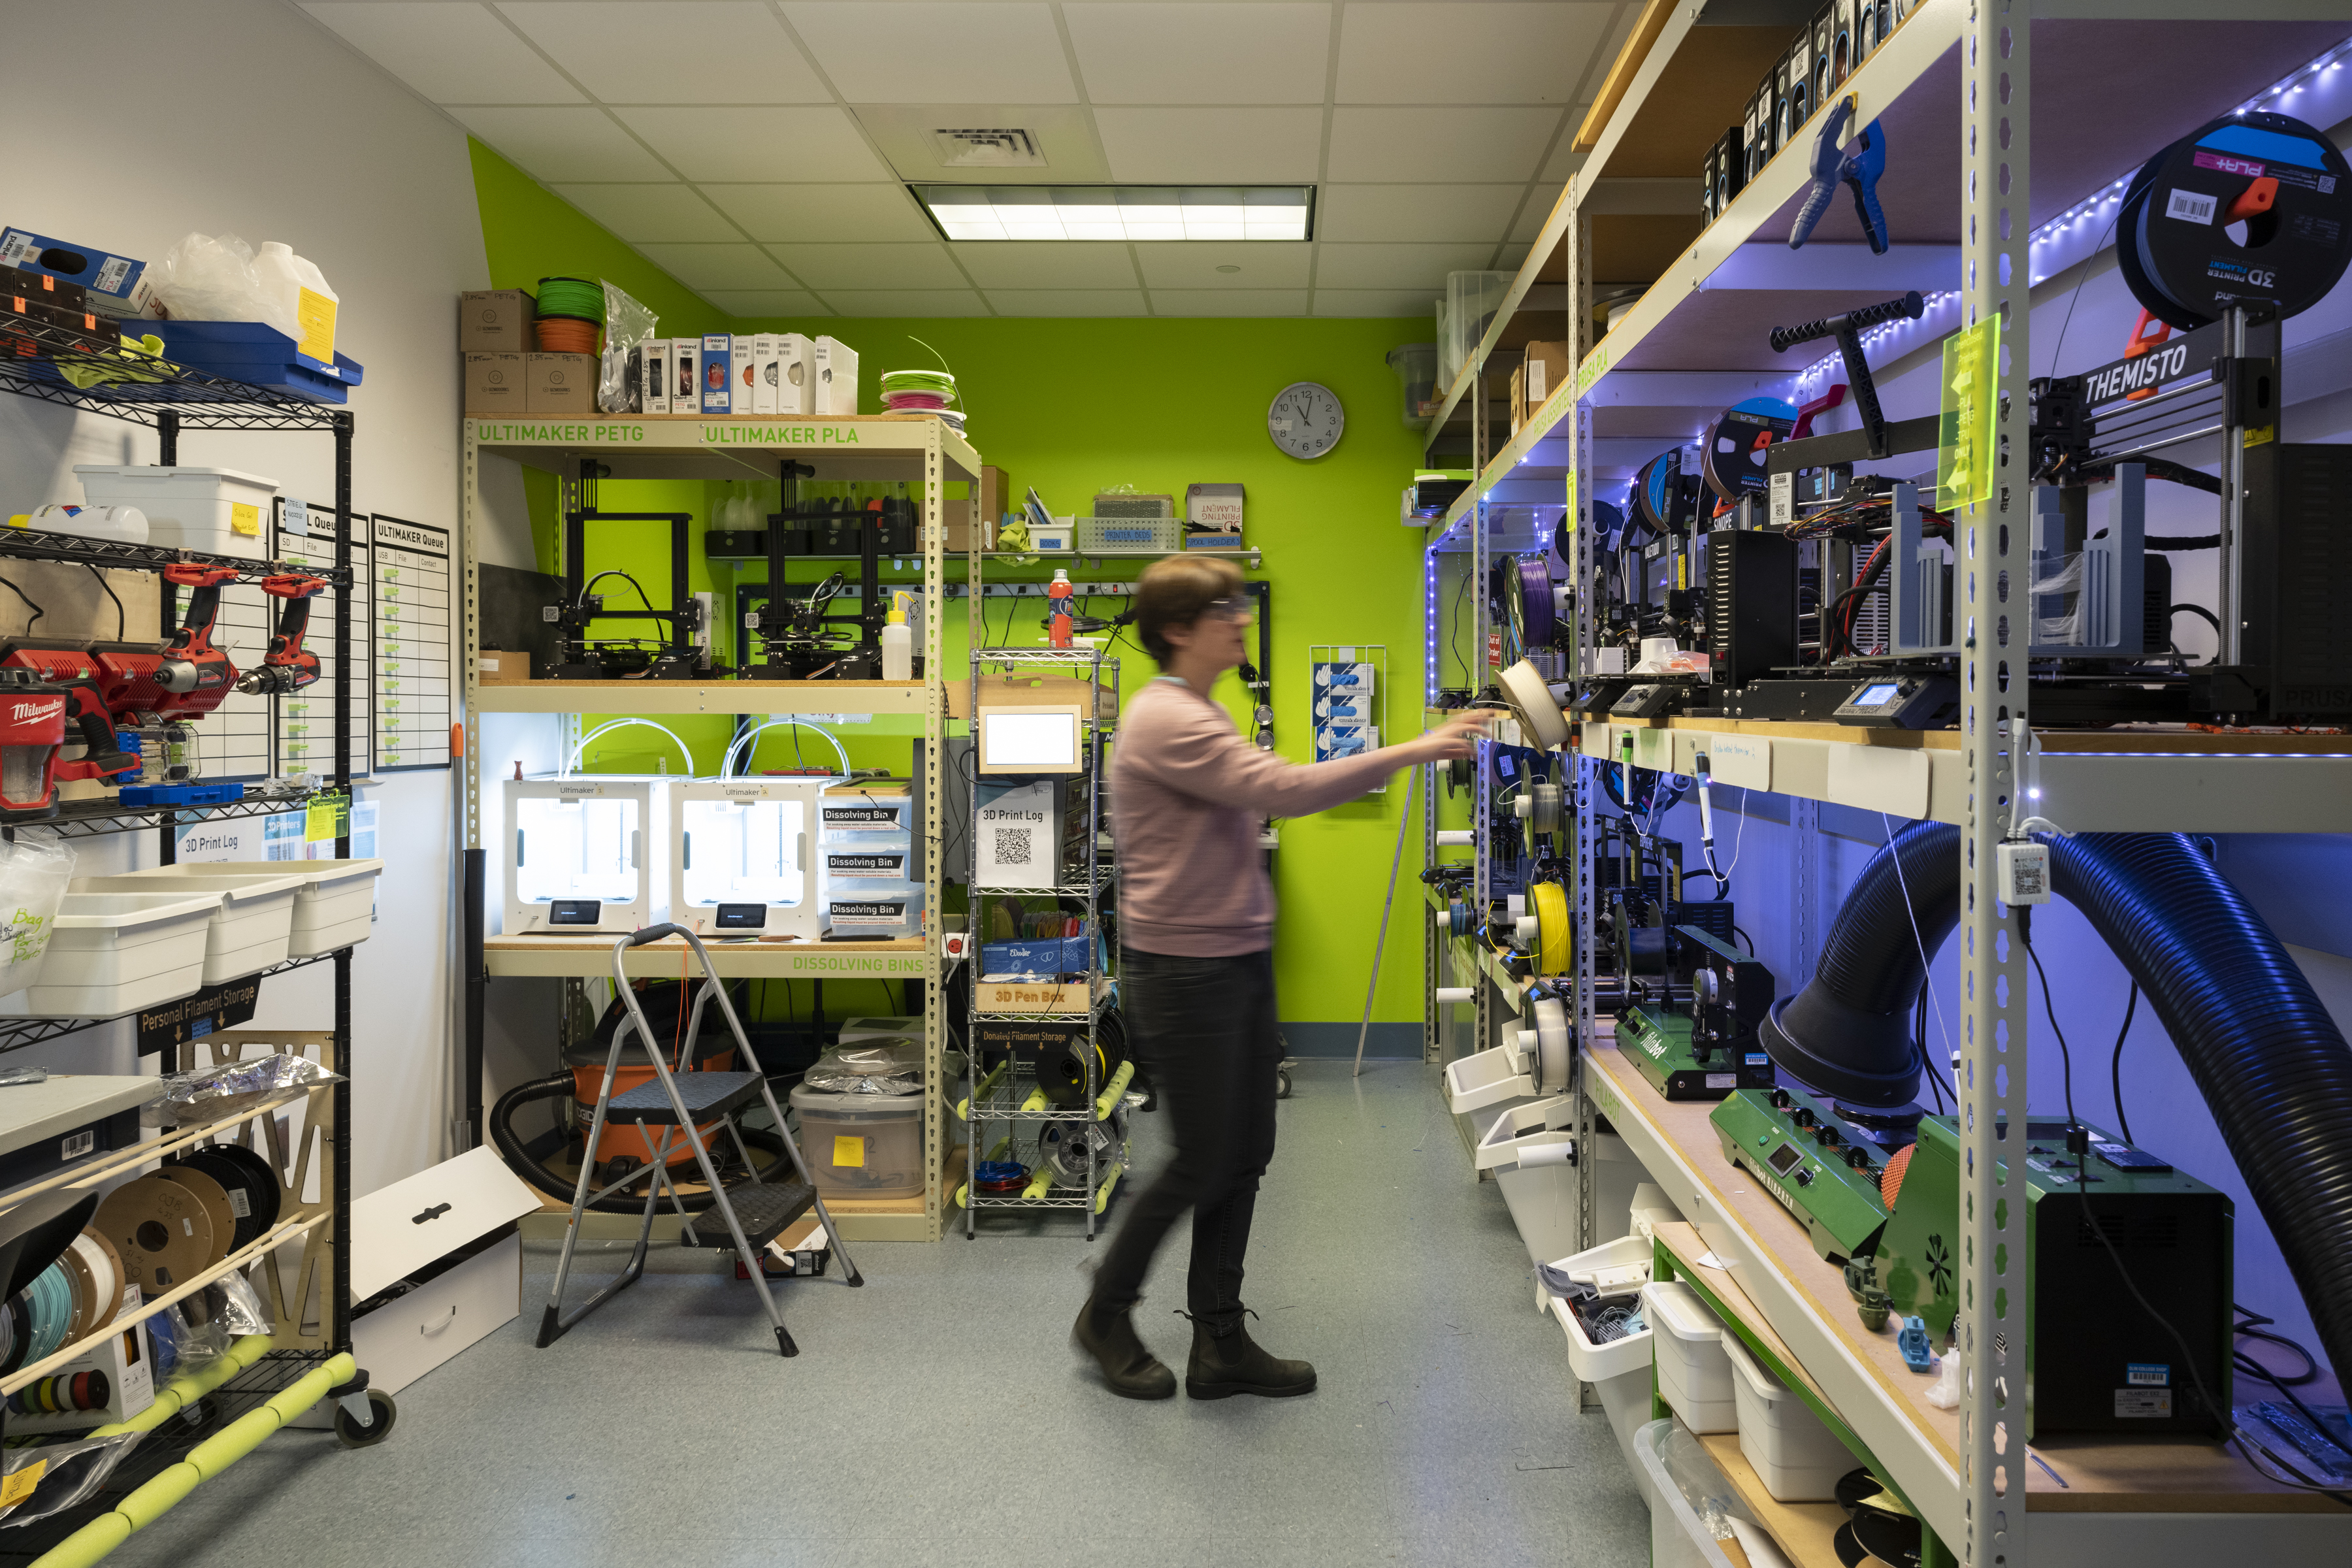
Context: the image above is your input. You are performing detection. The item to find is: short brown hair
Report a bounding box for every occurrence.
[1135,555,1244,665]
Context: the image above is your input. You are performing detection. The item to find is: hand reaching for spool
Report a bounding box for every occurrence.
[1402,709,1495,764]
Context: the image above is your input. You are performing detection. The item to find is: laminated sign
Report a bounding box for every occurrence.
[975,781,1057,890]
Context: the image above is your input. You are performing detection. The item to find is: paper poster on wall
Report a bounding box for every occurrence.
[974,781,1058,890]
[271,498,372,781]
[370,515,452,770]
[174,795,378,862]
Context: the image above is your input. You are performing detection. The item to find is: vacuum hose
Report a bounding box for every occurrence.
[1766,821,2352,1388]
[488,1071,789,1215]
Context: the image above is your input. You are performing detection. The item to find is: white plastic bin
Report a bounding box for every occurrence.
[788,1085,923,1198]
[72,872,301,985]
[1723,1332,1851,1501]
[22,892,219,1018]
[1642,1279,1738,1434]
[73,466,277,560]
[1546,1233,1657,1480]
[1634,1419,1743,1568]
[101,859,381,957]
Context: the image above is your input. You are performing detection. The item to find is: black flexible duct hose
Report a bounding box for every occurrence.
[1768,823,2352,1386]
[488,1071,789,1214]
[1761,820,1958,1105]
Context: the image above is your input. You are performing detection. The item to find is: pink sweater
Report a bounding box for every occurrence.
[1111,676,1397,956]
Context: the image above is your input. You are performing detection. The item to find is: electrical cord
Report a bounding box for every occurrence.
[86,566,123,640]
[0,575,45,634]
[2020,908,2080,1126]
[2110,981,2140,1145]
[580,569,657,615]
[1880,813,1946,1087]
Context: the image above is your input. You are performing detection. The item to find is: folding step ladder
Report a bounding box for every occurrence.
[538,925,862,1356]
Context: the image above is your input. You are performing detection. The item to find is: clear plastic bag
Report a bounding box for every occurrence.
[0,832,76,1000]
[152,233,292,335]
[146,1272,271,1384]
[599,280,656,414]
[0,1433,143,1529]
[142,1053,340,1128]
[804,1038,924,1095]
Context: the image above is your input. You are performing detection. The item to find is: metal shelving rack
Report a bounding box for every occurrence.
[955,639,1130,1236]
[1414,5,2352,1566]
[0,316,370,1554]
[461,414,969,1242]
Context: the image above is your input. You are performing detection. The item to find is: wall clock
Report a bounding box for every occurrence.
[1267,382,1343,459]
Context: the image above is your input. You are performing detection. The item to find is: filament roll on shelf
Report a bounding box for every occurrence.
[171,1145,280,1251]
[1527,881,1571,976]
[96,1174,222,1294]
[2117,111,2352,331]
[1497,660,1569,751]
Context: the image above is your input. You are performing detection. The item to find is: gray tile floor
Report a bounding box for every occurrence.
[98,1062,1648,1567]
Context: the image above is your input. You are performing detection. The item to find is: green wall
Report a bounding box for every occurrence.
[474,159,1443,1048]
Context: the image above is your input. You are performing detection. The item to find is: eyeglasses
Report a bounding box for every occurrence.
[1205,596,1255,623]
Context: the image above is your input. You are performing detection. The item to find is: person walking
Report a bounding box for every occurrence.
[1072,555,1493,1400]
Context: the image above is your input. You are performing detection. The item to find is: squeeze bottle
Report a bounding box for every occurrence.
[1047,570,1074,648]
[881,591,913,679]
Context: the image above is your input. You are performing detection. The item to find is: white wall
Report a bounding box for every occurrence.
[0,0,489,1197]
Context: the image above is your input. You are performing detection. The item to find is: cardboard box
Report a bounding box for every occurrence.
[672,340,699,412]
[1186,482,1243,532]
[731,335,757,414]
[943,500,996,553]
[813,335,857,415]
[751,332,779,414]
[7,1290,154,1432]
[524,351,596,414]
[756,1215,830,1278]
[476,650,532,684]
[700,333,732,414]
[777,332,813,414]
[971,977,1104,1017]
[1517,341,1571,428]
[642,337,669,414]
[0,229,157,317]
[463,351,526,415]
[458,288,536,352]
[946,672,1114,722]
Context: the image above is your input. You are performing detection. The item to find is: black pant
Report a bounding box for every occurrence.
[1093,947,1281,1337]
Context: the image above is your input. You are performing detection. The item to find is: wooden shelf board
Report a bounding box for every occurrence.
[1698,1432,1851,1568]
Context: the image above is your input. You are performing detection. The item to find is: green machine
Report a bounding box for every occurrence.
[1620,1005,1776,1102]
[1866,1115,2234,1437]
[1711,1084,1893,1264]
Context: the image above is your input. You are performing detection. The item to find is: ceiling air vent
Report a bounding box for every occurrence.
[931,128,1046,167]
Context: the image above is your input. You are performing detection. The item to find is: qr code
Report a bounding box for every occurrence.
[993,829,1031,866]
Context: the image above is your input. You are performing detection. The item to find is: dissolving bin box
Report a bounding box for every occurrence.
[1722,1331,1852,1501]
[668,777,823,939]
[504,776,668,936]
[1641,1279,1739,1434]
[73,465,277,560]
[73,872,301,986]
[788,1085,923,1199]
[103,858,381,957]
[22,891,219,1018]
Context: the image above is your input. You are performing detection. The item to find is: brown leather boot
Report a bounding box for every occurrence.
[1184,1320,1316,1399]
[1071,1294,1176,1399]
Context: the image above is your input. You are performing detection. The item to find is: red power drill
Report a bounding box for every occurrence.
[0,670,73,821]
[232,574,327,696]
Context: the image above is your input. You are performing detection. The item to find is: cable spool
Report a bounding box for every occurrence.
[1516,779,1565,857]
[59,1233,122,1341]
[1529,881,1571,977]
[1497,660,1569,751]
[157,1163,242,1261]
[1039,1119,1116,1187]
[534,317,599,355]
[2117,111,2352,331]
[97,1173,220,1294]
[534,276,604,323]
[172,1147,278,1252]
[8,1369,110,1416]
[1435,897,1473,937]
[1529,994,1572,1091]
[22,1262,74,1366]
[1699,397,1797,504]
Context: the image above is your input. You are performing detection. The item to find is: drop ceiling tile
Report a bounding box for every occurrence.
[701,291,835,317]
[765,243,966,290]
[1541,137,1591,185]
[1315,242,1497,290]
[987,291,1150,317]
[617,107,889,182]
[1316,184,1522,242]
[1066,3,1331,105]
[451,107,672,181]
[1326,106,1561,183]
[551,184,742,242]
[1150,289,1313,316]
[814,290,992,317]
[498,2,828,103]
[1134,242,1313,290]
[949,244,1140,290]
[783,3,1075,104]
[1496,242,1533,270]
[1311,289,1441,318]
[304,3,583,103]
[1093,108,1323,184]
[1513,185,1567,242]
[703,184,938,243]
[1334,2,1619,105]
[634,243,794,289]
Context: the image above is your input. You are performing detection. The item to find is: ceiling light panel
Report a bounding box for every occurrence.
[914,186,1313,242]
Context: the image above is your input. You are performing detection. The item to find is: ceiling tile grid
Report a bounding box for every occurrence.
[299,0,1640,318]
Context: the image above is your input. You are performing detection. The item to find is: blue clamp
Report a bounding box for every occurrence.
[1789,97,1890,253]
[1897,1315,1935,1372]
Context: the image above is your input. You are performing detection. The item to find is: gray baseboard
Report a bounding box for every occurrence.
[1277,1022,1422,1059]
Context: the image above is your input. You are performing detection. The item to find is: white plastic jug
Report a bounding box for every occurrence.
[253,241,338,364]
[14,504,147,544]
